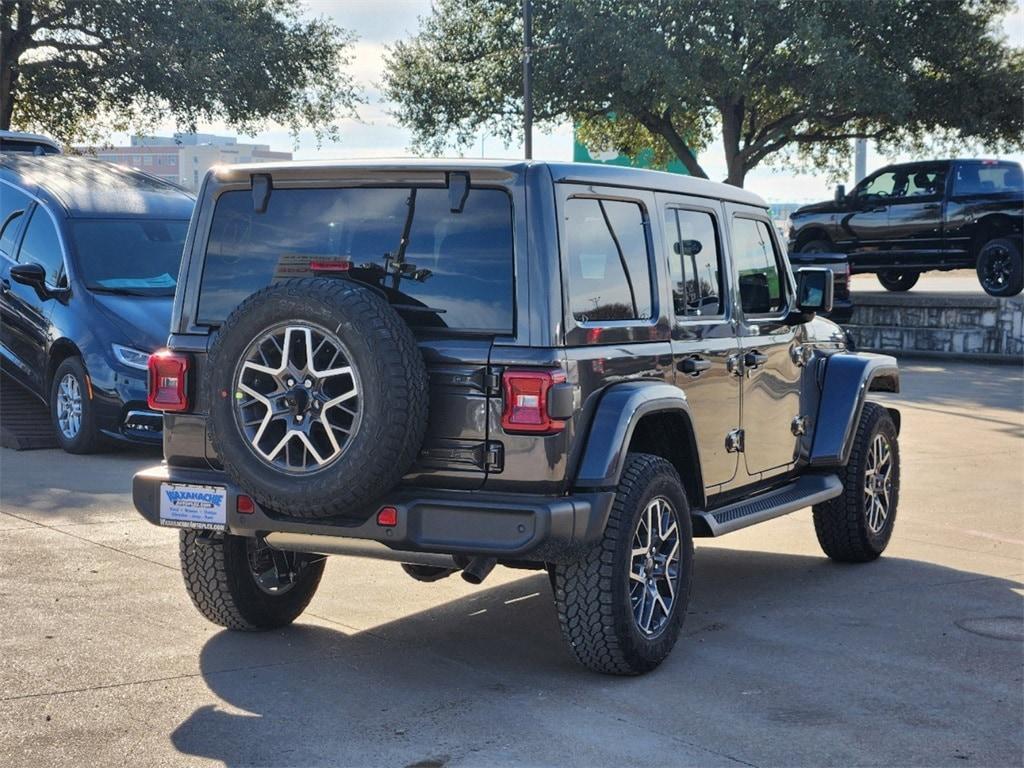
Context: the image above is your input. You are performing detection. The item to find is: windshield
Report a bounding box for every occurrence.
[72,219,189,296]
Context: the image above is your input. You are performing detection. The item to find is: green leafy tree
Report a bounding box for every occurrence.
[0,0,359,143]
[384,0,1024,186]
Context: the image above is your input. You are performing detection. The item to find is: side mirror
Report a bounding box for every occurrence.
[794,267,833,319]
[834,184,846,203]
[10,262,63,301]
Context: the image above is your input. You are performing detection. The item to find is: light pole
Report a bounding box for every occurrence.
[523,0,533,159]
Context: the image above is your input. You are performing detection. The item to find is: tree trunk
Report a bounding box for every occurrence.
[720,102,747,188]
[0,62,16,130]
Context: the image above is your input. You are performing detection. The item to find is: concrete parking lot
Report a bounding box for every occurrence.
[1,360,1021,767]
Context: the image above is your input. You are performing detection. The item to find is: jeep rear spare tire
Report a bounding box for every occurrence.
[207,278,429,519]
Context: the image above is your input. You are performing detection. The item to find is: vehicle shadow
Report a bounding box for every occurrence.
[170,547,1024,767]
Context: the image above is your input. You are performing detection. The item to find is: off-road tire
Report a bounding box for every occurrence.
[976,237,1023,297]
[179,531,325,630]
[206,278,429,519]
[877,270,920,292]
[50,357,101,454]
[813,402,900,563]
[552,453,693,675]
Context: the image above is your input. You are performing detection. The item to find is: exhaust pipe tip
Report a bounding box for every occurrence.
[461,556,497,585]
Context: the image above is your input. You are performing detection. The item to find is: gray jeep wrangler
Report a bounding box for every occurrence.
[133,160,901,675]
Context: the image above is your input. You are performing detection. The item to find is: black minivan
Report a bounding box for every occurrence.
[0,155,194,452]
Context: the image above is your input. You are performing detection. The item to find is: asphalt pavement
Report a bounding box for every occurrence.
[1,361,1022,767]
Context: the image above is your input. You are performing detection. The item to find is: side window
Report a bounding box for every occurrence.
[953,163,1024,196]
[731,217,787,316]
[0,185,32,258]
[857,171,899,200]
[896,166,946,199]
[564,197,652,323]
[664,208,723,318]
[17,208,64,286]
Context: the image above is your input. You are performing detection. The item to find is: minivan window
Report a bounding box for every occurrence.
[199,186,515,333]
[665,208,723,317]
[0,185,32,257]
[72,219,188,296]
[17,207,64,285]
[564,197,652,323]
[731,217,787,316]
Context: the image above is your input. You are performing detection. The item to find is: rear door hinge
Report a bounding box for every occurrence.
[485,441,504,472]
[725,428,745,453]
[485,367,503,396]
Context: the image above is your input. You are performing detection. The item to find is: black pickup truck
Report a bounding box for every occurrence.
[788,159,1023,296]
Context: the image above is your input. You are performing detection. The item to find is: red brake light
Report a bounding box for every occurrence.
[310,259,351,272]
[377,506,398,527]
[147,350,190,412]
[236,495,255,514]
[501,369,566,434]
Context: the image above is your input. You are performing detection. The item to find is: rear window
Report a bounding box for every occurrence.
[198,186,514,333]
[952,163,1024,196]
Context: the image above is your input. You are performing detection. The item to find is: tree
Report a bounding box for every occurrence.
[0,0,359,144]
[383,0,1024,187]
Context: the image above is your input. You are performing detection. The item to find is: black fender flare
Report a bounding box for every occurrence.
[809,352,900,467]
[573,381,698,490]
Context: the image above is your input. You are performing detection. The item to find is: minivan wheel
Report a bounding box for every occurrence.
[206,278,429,519]
[876,270,920,292]
[813,402,900,563]
[976,237,1023,297]
[179,530,325,630]
[50,357,100,454]
[552,453,693,675]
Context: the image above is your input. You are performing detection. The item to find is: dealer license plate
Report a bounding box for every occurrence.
[159,483,227,530]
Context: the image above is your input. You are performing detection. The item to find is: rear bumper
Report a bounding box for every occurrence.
[132,464,614,564]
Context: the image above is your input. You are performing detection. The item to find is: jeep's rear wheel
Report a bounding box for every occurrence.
[206,278,429,519]
[552,453,693,675]
[179,531,325,630]
[813,402,900,562]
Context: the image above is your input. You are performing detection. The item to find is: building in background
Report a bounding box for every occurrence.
[87,133,291,191]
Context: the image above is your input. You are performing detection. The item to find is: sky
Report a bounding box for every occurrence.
[105,0,1024,204]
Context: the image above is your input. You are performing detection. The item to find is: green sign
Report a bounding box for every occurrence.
[573,133,690,175]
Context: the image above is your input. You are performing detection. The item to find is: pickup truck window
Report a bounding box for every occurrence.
[664,207,723,318]
[564,197,652,323]
[953,163,1024,196]
[731,217,787,316]
[858,171,899,199]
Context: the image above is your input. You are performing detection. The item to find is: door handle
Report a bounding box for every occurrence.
[678,356,712,376]
[743,350,768,370]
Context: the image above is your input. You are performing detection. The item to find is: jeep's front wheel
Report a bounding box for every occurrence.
[179,531,325,630]
[552,453,693,675]
[813,402,900,562]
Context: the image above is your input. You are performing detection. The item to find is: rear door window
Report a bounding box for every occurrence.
[563,197,652,322]
[731,217,788,316]
[664,207,724,317]
[953,163,1024,196]
[199,186,515,333]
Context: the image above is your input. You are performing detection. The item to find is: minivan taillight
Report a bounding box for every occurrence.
[501,369,566,434]
[147,350,190,412]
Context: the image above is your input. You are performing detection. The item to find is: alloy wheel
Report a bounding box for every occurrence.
[864,433,894,534]
[56,373,83,439]
[246,537,315,595]
[629,496,681,636]
[233,323,362,473]
[980,245,1013,293]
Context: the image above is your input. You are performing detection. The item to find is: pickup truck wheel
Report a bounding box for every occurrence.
[179,531,325,630]
[876,270,919,292]
[799,239,833,254]
[813,402,900,563]
[206,278,429,519]
[976,238,1023,297]
[552,453,693,675]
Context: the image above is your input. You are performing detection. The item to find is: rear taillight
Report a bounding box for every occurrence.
[147,350,190,412]
[501,369,567,434]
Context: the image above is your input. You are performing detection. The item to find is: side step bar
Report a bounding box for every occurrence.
[694,474,843,537]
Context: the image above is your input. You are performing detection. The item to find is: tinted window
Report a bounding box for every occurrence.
[895,166,946,199]
[665,208,723,317]
[199,187,514,332]
[0,185,32,257]
[731,218,787,316]
[17,207,64,285]
[72,219,188,296]
[564,197,652,322]
[953,163,1024,196]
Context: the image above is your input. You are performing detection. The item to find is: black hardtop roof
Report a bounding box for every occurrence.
[0,154,195,219]
[210,158,769,208]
